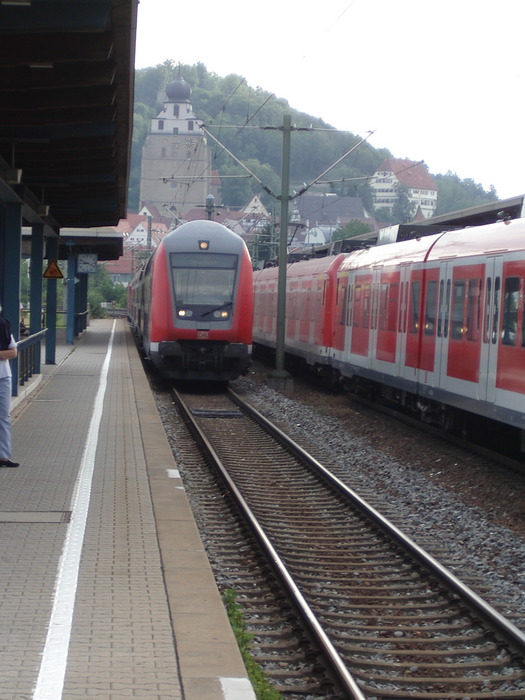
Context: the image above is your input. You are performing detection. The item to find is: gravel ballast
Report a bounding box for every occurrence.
[230,366,525,628]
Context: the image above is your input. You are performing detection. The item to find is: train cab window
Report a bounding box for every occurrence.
[466,278,482,342]
[451,280,466,339]
[409,281,420,333]
[424,280,437,336]
[502,276,519,346]
[170,252,237,319]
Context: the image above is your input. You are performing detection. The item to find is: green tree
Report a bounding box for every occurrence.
[332,220,373,240]
[392,184,415,223]
[88,265,127,318]
[131,62,501,218]
[435,172,498,215]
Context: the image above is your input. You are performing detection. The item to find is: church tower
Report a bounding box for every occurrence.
[139,75,212,220]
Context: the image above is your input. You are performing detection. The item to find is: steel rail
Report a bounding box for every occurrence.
[172,388,366,700]
[229,387,525,659]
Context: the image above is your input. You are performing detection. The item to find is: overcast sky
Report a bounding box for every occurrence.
[135,0,524,200]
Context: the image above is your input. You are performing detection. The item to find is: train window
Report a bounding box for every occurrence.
[339,285,347,326]
[370,283,379,328]
[387,283,398,332]
[424,280,437,336]
[492,277,500,344]
[522,284,525,347]
[502,276,519,346]
[409,281,420,334]
[353,285,361,327]
[437,280,444,337]
[347,285,353,327]
[483,277,492,343]
[379,283,388,331]
[362,284,371,329]
[466,278,482,342]
[451,280,465,339]
[398,282,405,333]
[444,280,451,338]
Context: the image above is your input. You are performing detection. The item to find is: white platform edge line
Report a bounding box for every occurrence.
[32,320,116,699]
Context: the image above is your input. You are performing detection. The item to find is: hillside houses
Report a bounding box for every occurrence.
[370,158,438,219]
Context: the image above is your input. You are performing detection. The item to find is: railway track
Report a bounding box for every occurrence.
[170,386,525,699]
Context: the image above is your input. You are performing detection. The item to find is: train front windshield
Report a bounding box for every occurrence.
[170,252,238,320]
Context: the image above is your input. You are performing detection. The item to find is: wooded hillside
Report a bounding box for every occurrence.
[130,61,498,218]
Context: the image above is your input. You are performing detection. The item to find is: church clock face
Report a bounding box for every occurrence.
[184,136,195,150]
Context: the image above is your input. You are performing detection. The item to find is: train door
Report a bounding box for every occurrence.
[404,267,424,369]
[287,279,298,342]
[418,266,440,374]
[298,279,311,344]
[479,258,500,403]
[311,275,323,346]
[375,269,400,365]
[350,273,373,360]
[495,259,525,396]
[437,262,485,397]
[333,272,348,352]
[396,265,412,380]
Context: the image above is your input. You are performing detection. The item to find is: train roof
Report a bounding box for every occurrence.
[339,217,525,272]
[340,234,442,271]
[255,254,346,280]
[162,220,249,255]
[426,217,525,261]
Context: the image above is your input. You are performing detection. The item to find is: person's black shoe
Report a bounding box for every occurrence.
[0,459,19,468]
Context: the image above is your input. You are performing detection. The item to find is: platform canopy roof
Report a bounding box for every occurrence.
[0,0,137,242]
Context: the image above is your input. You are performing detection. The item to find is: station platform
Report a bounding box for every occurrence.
[3,318,255,700]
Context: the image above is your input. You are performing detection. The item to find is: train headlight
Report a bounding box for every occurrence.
[213,310,230,319]
[177,309,193,318]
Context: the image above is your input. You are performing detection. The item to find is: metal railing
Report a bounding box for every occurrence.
[17,329,47,386]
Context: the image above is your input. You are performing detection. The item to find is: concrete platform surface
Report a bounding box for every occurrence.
[1,319,255,700]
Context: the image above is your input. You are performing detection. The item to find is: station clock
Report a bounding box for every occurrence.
[77,253,98,273]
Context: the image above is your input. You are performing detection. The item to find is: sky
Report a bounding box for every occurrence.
[135,0,525,200]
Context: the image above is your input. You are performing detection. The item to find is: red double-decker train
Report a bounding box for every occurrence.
[129,220,253,382]
[254,217,525,441]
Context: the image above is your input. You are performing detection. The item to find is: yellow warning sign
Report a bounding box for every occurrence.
[43,260,63,279]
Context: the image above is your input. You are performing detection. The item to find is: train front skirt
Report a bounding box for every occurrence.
[150,340,251,381]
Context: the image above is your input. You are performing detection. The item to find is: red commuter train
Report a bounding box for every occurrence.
[253,217,525,440]
[129,220,253,381]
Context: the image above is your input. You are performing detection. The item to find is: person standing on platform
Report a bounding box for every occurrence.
[0,314,19,468]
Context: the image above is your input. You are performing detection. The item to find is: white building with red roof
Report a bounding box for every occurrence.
[371,158,438,219]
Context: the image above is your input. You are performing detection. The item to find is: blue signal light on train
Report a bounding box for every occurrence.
[198,240,209,250]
